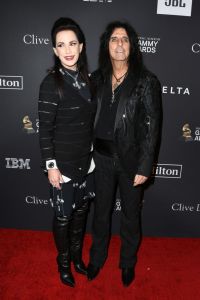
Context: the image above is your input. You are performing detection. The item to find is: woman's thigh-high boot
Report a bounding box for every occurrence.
[70,201,89,275]
[53,216,75,287]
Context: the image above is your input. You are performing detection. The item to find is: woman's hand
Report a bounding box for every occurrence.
[48,169,63,189]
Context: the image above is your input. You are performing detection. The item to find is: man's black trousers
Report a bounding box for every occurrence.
[90,151,143,269]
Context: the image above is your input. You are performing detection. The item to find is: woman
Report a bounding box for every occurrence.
[38,18,95,287]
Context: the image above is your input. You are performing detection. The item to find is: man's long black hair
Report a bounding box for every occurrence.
[98,21,143,80]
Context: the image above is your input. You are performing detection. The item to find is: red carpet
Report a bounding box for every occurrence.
[0,229,200,300]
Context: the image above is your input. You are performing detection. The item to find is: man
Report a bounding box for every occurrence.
[87,21,162,287]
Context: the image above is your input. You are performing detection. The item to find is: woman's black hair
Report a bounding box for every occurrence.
[98,21,143,80]
[50,17,90,97]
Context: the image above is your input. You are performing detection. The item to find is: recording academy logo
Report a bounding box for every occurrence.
[22,115,39,134]
[25,195,50,206]
[23,34,50,45]
[181,123,200,142]
[5,158,31,169]
[172,203,200,212]
[192,43,200,53]
[162,86,190,95]
[139,37,160,54]
[152,164,182,178]
[82,0,112,3]
[157,0,193,16]
[0,75,23,90]
[181,123,193,142]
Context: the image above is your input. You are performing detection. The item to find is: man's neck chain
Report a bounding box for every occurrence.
[111,71,128,104]
[112,71,128,91]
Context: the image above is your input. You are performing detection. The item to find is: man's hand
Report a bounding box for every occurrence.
[133,174,148,186]
[48,169,63,190]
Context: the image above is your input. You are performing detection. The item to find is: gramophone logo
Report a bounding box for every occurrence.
[22,115,35,134]
[181,123,193,142]
[180,123,200,142]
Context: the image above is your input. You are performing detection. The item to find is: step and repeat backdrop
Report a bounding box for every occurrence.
[0,0,199,237]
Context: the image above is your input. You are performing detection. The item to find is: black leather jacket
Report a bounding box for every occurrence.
[93,68,162,179]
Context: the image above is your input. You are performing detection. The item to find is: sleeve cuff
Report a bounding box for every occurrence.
[46,159,58,170]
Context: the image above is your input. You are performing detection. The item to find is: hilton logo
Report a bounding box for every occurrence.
[5,158,31,169]
[157,0,193,16]
[0,75,23,90]
[152,164,182,178]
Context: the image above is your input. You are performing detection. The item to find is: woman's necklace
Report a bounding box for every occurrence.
[60,68,85,89]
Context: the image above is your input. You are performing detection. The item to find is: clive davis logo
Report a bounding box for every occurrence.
[152,164,182,178]
[0,75,23,90]
[157,0,193,16]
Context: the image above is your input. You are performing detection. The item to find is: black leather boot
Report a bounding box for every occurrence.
[53,216,75,287]
[70,201,89,275]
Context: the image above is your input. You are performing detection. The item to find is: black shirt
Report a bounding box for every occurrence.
[95,77,125,141]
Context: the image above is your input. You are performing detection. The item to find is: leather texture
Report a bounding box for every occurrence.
[93,68,162,178]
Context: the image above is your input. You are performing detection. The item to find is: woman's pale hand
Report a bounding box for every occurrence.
[48,169,63,189]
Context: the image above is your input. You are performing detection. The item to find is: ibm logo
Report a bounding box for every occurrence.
[0,75,23,90]
[157,0,193,16]
[5,158,31,169]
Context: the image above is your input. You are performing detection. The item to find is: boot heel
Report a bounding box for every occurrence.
[59,268,75,287]
[73,260,88,275]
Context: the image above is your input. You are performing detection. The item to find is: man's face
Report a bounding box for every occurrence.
[109,27,130,63]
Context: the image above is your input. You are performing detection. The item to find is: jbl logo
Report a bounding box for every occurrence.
[165,0,185,7]
[157,0,192,16]
[5,158,31,169]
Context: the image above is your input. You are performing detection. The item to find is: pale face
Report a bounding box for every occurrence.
[53,30,83,70]
[109,28,130,62]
